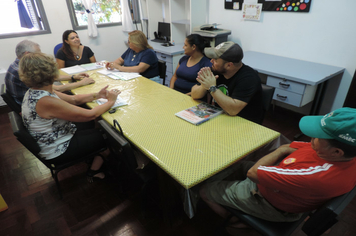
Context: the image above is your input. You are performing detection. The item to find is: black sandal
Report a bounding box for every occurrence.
[86,169,105,183]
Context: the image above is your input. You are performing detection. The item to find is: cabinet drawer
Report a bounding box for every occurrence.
[166,62,173,73]
[164,72,173,86]
[156,52,173,63]
[273,89,303,107]
[267,76,306,95]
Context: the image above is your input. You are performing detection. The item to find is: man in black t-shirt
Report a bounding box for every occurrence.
[191,41,263,124]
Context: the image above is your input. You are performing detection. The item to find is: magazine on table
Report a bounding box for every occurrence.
[96,95,128,108]
[175,102,223,125]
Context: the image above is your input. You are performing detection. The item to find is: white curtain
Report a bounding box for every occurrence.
[82,0,98,38]
[138,0,146,36]
[121,0,134,32]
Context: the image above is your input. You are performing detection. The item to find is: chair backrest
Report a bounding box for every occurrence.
[302,185,356,235]
[8,111,41,157]
[98,119,138,170]
[261,84,275,112]
[257,84,275,124]
[1,84,22,115]
[53,43,63,56]
[158,60,167,85]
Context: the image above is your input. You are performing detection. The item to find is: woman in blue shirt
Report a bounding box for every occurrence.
[106,30,159,82]
[170,34,212,95]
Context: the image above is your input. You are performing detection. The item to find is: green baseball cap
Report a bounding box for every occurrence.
[299,107,356,146]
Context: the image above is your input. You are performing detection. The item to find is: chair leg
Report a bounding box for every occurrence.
[53,172,63,199]
[50,169,55,178]
[215,213,234,236]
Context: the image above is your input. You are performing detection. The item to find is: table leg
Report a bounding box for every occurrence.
[157,168,185,227]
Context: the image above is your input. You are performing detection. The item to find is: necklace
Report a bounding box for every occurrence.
[74,47,80,60]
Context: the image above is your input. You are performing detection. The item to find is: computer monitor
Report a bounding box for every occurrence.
[158,22,170,39]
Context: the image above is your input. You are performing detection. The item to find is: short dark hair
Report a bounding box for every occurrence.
[186,34,207,53]
[326,139,356,158]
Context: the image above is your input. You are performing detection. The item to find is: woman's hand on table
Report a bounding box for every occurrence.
[74,73,90,79]
[106,62,115,70]
[97,85,110,99]
[106,62,123,71]
[97,86,121,99]
[79,77,95,86]
[107,89,121,102]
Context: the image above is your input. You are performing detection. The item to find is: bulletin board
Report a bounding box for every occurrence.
[225,0,312,12]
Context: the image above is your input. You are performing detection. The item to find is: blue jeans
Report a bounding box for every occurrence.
[149,76,161,84]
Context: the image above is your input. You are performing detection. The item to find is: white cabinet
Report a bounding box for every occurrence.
[151,42,184,86]
[266,76,317,107]
[140,0,208,44]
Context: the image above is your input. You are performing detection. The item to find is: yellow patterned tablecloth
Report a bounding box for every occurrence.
[62,69,280,189]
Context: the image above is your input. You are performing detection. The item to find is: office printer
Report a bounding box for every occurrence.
[192,26,231,46]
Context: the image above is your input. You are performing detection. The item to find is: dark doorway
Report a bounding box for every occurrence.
[344,70,356,108]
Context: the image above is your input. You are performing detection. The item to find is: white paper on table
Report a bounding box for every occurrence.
[60,65,87,75]
[103,71,141,81]
[96,95,128,108]
[97,69,119,75]
[114,72,141,81]
[80,63,102,71]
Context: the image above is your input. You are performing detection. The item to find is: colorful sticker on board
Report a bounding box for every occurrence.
[225,0,312,12]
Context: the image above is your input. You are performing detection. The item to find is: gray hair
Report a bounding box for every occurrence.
[15,40,40,58]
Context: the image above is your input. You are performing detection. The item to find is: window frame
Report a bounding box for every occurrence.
[66,0,141,31]
[0,0,51,39]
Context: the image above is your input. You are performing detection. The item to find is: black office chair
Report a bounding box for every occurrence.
[259,84,275,124]
[53,43,63,56]
[158,60,167,85]
[219,184,356,236]
[98,119,138,172]
[98,119,158,211]
[1,84,22,115]
[8,111,106,199]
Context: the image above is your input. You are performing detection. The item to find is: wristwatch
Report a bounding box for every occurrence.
[208,86,217,94]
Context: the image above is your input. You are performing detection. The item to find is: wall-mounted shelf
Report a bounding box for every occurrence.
[140,0,208,44]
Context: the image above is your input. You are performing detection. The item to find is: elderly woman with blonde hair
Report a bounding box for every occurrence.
[19,53,121,181]
[106,30,160,83]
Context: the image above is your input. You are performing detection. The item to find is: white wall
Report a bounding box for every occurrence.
[0,0,129,71]
[208,0,356,114]
[1,0,355,114]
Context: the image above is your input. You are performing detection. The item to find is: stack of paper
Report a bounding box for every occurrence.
[97,69,141,81]
[60,63,105,74]
[60,65,87,74]
[96,95,128,108]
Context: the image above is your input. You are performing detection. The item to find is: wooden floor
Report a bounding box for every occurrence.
[1,106,356,236]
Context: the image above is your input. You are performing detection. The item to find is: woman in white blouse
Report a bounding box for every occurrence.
[19,52,120,181]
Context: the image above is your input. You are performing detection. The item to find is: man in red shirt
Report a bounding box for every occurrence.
[200,107,356,225]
